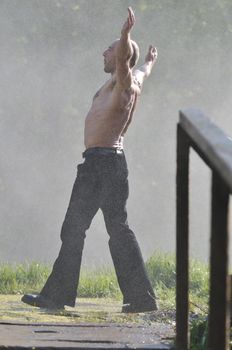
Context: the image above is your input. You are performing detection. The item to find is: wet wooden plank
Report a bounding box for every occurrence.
[0,296,175,348]
[0,321,174,349]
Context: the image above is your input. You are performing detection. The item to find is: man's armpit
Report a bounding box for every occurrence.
[133,70,144,88]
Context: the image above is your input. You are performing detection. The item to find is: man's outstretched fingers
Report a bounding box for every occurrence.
[128,7,135,24]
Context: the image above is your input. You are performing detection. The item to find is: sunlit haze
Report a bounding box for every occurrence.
[1,0,232,265]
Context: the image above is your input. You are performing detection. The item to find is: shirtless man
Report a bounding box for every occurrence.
[22,7,158,313]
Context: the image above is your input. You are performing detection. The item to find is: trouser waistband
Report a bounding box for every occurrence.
[82,147,124,158]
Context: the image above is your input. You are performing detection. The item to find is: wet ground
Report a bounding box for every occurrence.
[0,295,175,349]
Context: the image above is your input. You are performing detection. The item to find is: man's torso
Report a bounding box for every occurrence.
[84,76,140,149]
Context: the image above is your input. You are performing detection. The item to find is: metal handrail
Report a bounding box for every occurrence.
[176,109,232,350]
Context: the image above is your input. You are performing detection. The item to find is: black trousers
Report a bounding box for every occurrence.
[40,148,156,307]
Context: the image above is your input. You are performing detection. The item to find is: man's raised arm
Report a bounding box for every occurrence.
[116,7,135,89]
[134,45,158,88]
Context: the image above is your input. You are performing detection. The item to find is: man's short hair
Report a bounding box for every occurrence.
[130,40,140,68]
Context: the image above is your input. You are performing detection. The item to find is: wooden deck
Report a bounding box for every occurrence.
[0,321,174,349]
[0,296,175,349]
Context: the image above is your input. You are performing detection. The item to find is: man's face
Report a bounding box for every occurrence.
[103,40,119,73]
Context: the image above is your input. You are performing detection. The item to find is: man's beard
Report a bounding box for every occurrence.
[104,64,111,73]
[104,60,114,73]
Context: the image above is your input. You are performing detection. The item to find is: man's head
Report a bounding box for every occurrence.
[103,39,139,73]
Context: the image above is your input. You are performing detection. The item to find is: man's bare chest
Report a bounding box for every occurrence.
[93,79,115,101]
[92,80,135,112]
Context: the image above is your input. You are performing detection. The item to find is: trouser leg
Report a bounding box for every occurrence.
[41,162,100,306]
[101,161,157,307]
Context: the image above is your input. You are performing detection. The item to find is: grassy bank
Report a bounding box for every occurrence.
[0,252,211,348]
[0,253,209,310]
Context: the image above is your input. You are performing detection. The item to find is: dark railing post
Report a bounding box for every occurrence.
[176,123,190,350]
[208,171,230,350]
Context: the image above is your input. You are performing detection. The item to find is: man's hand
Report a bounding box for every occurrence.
[145,45,158,65]
[121,7,135,36]
[133,45,157,87]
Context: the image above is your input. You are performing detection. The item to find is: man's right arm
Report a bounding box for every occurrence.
[115,7,135,90]
[134,45,158,87]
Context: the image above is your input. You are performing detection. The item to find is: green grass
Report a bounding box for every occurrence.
[146,253,209,350]
[190,317,208,350]
[0,252,209,311]
[0,262,121,298]
[0,262,50,294]
[146,253,209,312]
[78,266,121,298]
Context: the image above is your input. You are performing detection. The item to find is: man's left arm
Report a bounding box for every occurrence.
[116,7,135,89]
[134,45,158,88]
